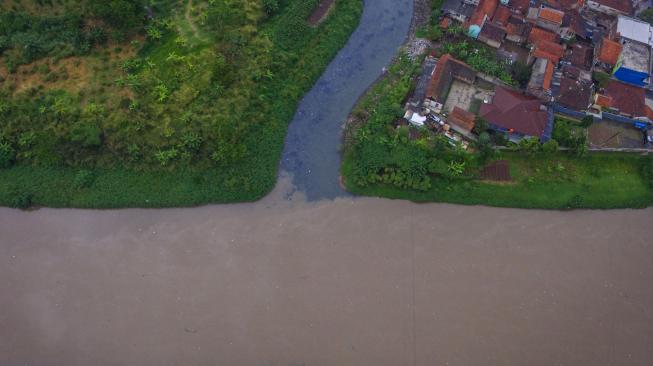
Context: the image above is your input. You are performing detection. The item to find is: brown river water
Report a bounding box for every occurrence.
[1,176,652,365]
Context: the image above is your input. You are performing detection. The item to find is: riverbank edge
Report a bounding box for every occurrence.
[339,1,653,210]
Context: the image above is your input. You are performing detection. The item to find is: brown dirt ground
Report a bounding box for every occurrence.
[308,0,336,26]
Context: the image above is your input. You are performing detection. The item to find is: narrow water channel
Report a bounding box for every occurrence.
[280,0,413,200]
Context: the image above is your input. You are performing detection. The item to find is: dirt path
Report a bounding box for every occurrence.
[184,0,200,38]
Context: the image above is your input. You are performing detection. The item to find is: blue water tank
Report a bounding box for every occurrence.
[500,0,509,5]
[468,25,481,39]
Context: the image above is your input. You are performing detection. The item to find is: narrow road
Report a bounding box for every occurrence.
[280,0,413,200]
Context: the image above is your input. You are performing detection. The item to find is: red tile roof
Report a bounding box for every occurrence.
[440,17,451,29]
[539,7,564,25]
[598,37,622,66]
[480,87,549,137]
[510,0,531,15]
[469,0,499,26]
[595,94,612,107]
[533,40,565,63]
[449,107,477,133]
[557,77,593,110]
[493,5,512,25]
[543,61,555,90]
[592,0,633,15]
[528,27,560,44]
[604,80,646,116]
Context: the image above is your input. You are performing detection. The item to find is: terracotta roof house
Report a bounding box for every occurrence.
[426,54,476,104]
[596,37,622,66]
[556,76,593,111]
[561,10,590,39]
[528,27,560,44]
[532,39,565,64]
[587,0,633,16]
[493,5,512,25]
[558,0,585,10]
[597,80,648,117]
[566,42,593,70]
[448,107,477,135]
[510,0,531,15]
[506,17,531,43]
[537,6,565,31]
[479,21,507,48]
[468,0,499,27]
[480,86,549,138]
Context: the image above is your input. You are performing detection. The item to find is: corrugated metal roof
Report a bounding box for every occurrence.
[617,16,653,46]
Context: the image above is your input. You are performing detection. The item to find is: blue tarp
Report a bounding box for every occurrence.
[614,68,649,87]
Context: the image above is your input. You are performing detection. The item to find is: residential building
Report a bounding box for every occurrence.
[426,54,476,104]
[479,22,506,48]
[586,0,634,16]
[613,40,651,86]
[555,75,593,111]
[447,107,477,138]
[536,6,565,32]
[479,86,550,140]
[442,0,476,22]
[594,80,649,119]
[595,37,622,67]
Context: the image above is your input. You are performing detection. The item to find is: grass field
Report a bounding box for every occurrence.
[344,152,653,209]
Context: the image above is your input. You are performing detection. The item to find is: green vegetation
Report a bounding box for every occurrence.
[0,0,364,208]
[639,8,653,26]
[440,41,514,84]
[593,71,611,88]
[342,57,653,210]
[344,151,653,209]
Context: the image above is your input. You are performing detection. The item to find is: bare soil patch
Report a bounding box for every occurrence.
[308,0,336,26]
[480,160,512,181]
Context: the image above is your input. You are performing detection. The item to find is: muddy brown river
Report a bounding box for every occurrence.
[2,1,653,364]
[1,176,652,365]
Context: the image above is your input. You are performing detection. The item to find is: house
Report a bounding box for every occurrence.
[478,22,506,48]
[555,75,593,111]
[594,80,649,119]
[536,6,565,32]
[528,26,560,45]
[426,54,476,104]
[467,0,499,35]
[479,86,550,140]
[506,17,531,43]
[492,5,512,26]
[560,10,589,40]
[595,37,622,67]
[442,0,476,23]
[565,42,593,70]
[527,57,555,100]
[531,39,565,64]
[447,107,477,138]
[509,0,531,16]
[616,16,653,47]
[586,0,634,16]
[613,40,651,87]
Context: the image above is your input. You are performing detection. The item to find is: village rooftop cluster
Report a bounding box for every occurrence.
[405,0,653,149]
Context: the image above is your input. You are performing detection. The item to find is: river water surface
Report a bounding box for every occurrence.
[1,1,653,365]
